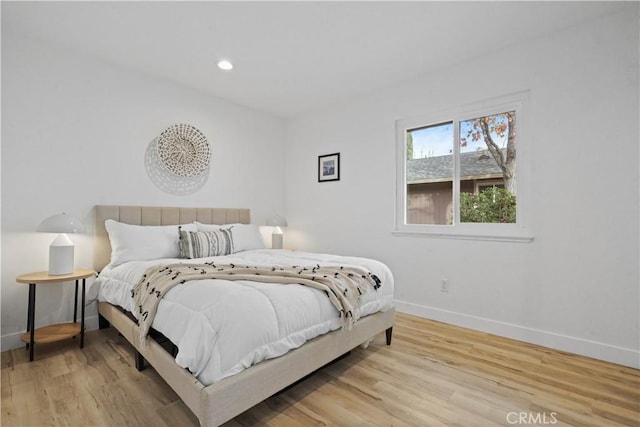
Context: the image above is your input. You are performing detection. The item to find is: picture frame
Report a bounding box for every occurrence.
[318,153,340,182]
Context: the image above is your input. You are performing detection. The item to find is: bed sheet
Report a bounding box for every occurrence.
[92,249,394,386]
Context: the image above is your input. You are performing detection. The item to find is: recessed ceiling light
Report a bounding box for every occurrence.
[217,60,233,71]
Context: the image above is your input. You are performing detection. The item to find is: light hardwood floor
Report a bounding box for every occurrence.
[2,313,638,426]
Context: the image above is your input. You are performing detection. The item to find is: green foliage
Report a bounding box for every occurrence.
[460,187,516,223]
[406,132,413,160]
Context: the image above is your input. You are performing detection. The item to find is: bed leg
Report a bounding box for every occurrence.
[385,327,393,345]
[98,314,110,329]
[135,351,147,371]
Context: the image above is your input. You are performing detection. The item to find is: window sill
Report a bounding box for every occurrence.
[392,227,534,243]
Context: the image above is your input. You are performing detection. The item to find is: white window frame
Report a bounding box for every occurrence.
[394,91,533,242]
[475,179,505,194]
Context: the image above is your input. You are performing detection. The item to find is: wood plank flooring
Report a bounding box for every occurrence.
[2,313,638,426]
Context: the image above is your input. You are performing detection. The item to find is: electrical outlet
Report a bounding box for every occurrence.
[440,279,449,293]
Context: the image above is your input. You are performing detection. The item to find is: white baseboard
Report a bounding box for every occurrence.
[1,315,100,352]
[394,299,640,369]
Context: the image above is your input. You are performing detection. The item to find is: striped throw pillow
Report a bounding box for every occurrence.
[179,228,234,259]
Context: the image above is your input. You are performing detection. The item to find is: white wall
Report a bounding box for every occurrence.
[1,35,286,349]
[285,10,639,367]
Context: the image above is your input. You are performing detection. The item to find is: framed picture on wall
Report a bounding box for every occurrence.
[318,153,340,182]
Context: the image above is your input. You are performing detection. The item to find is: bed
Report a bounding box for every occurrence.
[93,205,395,426]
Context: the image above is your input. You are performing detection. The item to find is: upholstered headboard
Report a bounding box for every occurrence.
[94,205,251,272]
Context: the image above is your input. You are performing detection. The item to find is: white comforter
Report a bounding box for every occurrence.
[93,249,394,386]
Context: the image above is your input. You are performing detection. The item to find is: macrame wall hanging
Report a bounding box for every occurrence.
[144,123,211,195]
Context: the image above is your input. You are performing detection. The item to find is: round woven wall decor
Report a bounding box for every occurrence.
[145,138,209,195]
[157,124,210,177]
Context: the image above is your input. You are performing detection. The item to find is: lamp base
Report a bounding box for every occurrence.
[271,233,283,250]
[49,234,74,275]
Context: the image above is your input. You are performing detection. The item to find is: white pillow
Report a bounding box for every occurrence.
[195,222,265,252]
[229,224,266,252]
[105,220,197,266]
[194,222,222,232]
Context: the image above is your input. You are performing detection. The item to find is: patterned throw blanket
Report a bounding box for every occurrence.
[132,262,382,346]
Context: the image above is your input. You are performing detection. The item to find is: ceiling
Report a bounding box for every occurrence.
[2,1,626,118]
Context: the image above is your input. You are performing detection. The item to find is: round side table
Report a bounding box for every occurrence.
[17,268,95,361]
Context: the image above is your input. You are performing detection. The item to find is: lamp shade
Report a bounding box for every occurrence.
[37,212,86,234]
[266,215,288,228]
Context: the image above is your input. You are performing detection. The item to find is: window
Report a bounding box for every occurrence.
[476,180,505,194]
[395,92,532,242]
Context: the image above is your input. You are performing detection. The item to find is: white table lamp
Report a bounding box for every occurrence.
[37,212,86,275]
[266,215,288,249]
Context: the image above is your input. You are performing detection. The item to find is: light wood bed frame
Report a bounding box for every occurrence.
[94,205,395,426]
